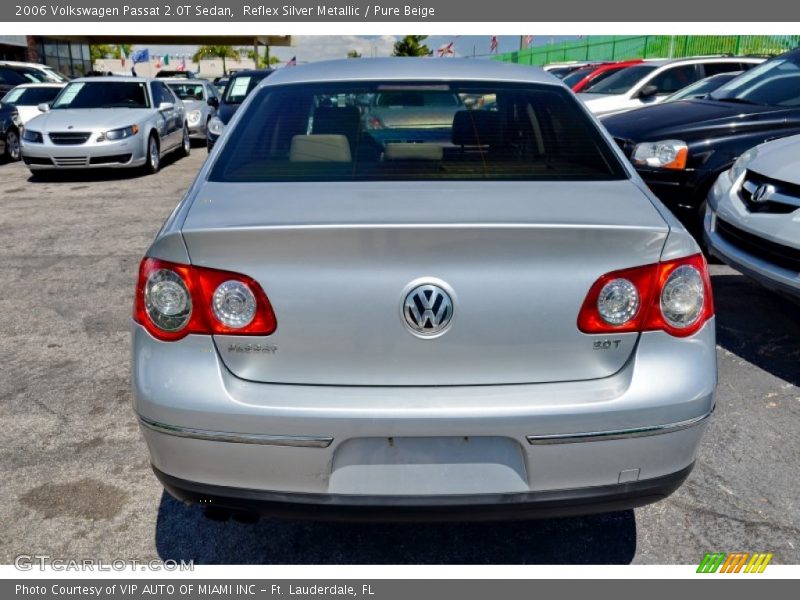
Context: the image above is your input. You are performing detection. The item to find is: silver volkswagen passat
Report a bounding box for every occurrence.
[21,77,190,174]
[132,58,717,520]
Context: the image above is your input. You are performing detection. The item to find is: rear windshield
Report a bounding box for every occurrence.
[582,65,659,94]
[209,81,626,183]
[223,74,268,104]
[168,82,205,100]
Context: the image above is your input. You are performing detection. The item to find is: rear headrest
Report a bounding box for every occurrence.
[289,135,352,162]
[451,110,502,146]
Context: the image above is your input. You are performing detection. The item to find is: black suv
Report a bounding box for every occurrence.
[0,63,49,95]
[601,48,800,239]
[206,69,273,151]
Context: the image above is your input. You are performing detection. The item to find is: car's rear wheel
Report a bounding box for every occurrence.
[145,133,160,174]
[4,128,20,162]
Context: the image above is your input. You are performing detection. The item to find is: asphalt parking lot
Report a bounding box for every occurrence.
[0,151,798,565]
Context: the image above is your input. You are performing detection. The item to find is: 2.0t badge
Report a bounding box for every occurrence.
[403,283,454,337]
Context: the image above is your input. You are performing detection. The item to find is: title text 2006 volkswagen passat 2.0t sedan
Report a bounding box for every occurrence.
[132,59,716,520]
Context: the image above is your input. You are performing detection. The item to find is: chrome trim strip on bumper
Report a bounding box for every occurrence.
[138,416,334,448]
[526,409,713,445]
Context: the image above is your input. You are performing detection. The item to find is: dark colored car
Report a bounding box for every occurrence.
[206,69,273,151]
[0,63,50,95]
[155,70,199,80]
[0,101,21,161]
[601,48,800,239]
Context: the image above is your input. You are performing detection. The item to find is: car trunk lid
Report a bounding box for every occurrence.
[181,180,668,386]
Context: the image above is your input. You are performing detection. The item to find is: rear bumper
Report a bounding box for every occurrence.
[154,462,695,521]
[133,319,716,516]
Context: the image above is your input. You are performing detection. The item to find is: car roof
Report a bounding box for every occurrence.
[0,60,53,69]
[160,78,209,84]
[230,69,274,77]
[265,58,560,86]
[641,56,764,67]
[9,82,65,88]
[70,76,157,84]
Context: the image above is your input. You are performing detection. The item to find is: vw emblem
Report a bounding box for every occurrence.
[752,183,775,203]
[403,283,454,337]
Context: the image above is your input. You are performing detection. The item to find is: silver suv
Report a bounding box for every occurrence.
[132,58,717,520]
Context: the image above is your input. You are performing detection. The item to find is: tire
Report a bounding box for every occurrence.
[4,128,20,162]
[144,133,160,174]
[178,124,190,158]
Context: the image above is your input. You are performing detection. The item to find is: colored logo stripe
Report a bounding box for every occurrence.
[697,553,726,573]
[697,552,773,573]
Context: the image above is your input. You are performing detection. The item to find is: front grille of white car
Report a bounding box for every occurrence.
[740,172,800,215]
[53,156,89,166]
[49,132,91,145]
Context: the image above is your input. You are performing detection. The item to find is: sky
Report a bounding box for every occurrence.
[143,35,581,65]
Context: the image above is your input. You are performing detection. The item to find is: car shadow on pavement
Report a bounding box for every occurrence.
[712,272,800,387]
[155,493,637,564]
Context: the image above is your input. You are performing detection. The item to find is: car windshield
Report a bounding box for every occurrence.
[2,86,61,105]
[210,81,626,183]
[582,65,659,94]
[168,83,205,100]
[546,66,579,79]
[561,67,596,88]
[223,74,268,104]
[51,81,150,109]
[4,66,49,84]
[666,73,738,102]
[709,54,800,106]
[42,68,68,82]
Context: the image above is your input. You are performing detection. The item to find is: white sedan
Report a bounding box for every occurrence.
[1,82,65,125]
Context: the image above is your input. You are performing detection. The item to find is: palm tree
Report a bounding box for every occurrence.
[192,45,239,74]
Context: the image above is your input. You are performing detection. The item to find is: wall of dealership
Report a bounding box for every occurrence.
[6,36,93,77]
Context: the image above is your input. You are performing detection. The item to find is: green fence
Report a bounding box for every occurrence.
[494,35,800,65]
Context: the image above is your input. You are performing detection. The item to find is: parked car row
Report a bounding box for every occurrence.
[2,52,797,307]
[589,49,800,301]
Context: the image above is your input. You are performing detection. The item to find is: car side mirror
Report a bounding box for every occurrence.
[638,84,659,100]
[158,101,174,110]
[207,97,219,108]
[38,102,50,112]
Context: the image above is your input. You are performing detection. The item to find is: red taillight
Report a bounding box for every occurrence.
[577,254,714,338]
[133,258,277,341]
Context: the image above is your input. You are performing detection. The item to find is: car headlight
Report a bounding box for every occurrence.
[22,129,43,143]
[207,116,225,137]
[631,139,688,170]
[102,124,139,141]
[728,146,759,183]
[187,110,201,125]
